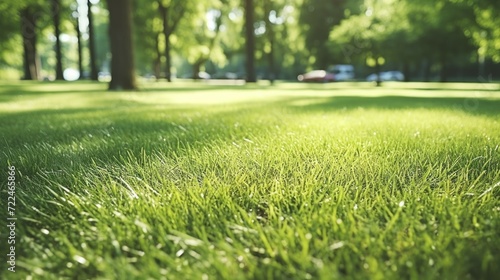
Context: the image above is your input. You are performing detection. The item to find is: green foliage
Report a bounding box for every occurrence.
[465,0,500,62]
[175,0,229,71]
[133,0,162,74]
[0,0,99,79]
[259,0,307,78]
[329,0,488,80]
[0,3,23,75]
[299,0,348,69]
[89,1,111,73]
[1,81,500,278]
[0,0,499,80]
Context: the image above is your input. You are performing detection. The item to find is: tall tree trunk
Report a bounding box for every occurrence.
[88,0,98,81]
[244,0,256,82]
[264,1,275,84]
[157,1,186,82]
[21,8,40,80]
[375,58,382,87]
[158,3,172,82]
[52,0,64,80]
[165,36,172,82]
[267,37,275,84]
[107,0,137,90]
[154,33,161,81]
[75,15,84,79]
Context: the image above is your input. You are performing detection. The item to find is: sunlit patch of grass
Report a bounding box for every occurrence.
[1,81,499,279]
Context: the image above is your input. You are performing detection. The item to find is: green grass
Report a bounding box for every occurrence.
[1,80,500,279]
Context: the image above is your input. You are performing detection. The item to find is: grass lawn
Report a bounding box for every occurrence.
[1,80,500,279]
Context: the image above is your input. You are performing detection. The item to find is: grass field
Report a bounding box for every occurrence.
[1,80,500,279]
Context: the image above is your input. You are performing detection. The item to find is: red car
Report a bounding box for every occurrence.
[297,70,335,82]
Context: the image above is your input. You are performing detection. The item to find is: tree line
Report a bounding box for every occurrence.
[0,0,498,90]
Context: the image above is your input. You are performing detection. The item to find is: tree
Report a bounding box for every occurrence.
[256,0,305,82]
[89,1,111,76]
[174,0,237,79]
[299,0,347,69]
[407,0,474,81]
[107,0,137,90]
[475,0,500,63]
[187,8,224,79]
[157,0,194,82]
[132,0,162,78]
[329,0,395,85]
[329,0,478,82]
[244,0,256,82]
[20,6,40,80]
[51,0,64,80]
[262,0,276,83]
[0,3,24,79]
[71,3,84,79]
[87,0,98,80]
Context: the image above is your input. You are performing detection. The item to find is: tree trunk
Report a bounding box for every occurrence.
[75,15,84,79]
[375,58,382,87]
[52,0,64,80]
[165,36,172,82]
[244,0,256,82]
[267,39,275,84]
[21,8,40,80]
[264,1,275,84]
[107,0,137,90]
[153,33,161,81]
[88,0,98,81]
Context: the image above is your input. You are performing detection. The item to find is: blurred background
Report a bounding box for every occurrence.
[0,0,499,83]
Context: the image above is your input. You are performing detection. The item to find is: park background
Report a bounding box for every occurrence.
[0,0,499,86]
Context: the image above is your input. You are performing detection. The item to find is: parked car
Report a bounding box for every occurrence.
[328,64,355,81]
[297,70,335,83]
[197,71,211,79]
[213,72,239,79]
[366,71,404,82]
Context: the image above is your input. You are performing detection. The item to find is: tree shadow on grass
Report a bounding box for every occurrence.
[0,100,280,191]
[284,95,500,117]
[402,87,500,92]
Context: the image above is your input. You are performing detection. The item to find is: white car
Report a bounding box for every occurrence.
[366,71,404,82]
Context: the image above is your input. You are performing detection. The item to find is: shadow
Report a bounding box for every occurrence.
[0,81,108,102]
[138,84,271,93]
[135,81,500,93]
[283,95,500,117]
[393,87,500,92]
[0,100,278,187]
